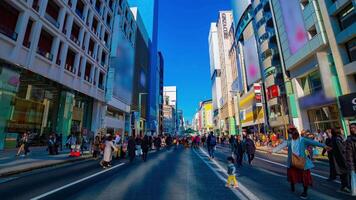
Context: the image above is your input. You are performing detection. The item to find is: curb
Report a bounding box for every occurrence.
[0,155,92,178]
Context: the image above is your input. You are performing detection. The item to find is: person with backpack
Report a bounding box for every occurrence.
[207,131,217,159]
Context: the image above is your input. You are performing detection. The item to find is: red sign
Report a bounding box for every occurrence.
[267,85,279,100]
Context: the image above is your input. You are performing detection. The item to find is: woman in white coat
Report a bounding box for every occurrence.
[102,135,117,168]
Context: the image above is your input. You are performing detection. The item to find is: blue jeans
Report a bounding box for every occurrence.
[208,145,215,158]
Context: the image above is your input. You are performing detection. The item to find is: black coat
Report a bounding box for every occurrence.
[234,140,245,155]
[331,135,348,175]
[245,138,256,154]
[345,135,356,172]
[141,136,150,152]
[128,138,136,156]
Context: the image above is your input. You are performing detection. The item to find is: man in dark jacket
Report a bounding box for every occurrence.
[234,135,245,167]
[331,128,351,192]
[207,132,217,159]
[128,136,136,163]
[141,135,150,162]
[345,123,356,195]
[322,128,336,180]
[245,135,256,165]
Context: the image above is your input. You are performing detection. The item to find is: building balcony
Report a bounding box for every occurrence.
[0,24,18,41]
[37,47,53,61]
[45,14,60,28]
[65,63,76,73]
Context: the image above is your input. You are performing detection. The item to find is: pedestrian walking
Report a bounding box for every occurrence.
[226,156,238,188]
[322,128,336,180]
[92,136,101,159]
[270,128,331,199]
[141,135,150,162]
[331,128,351,193]
[128,136,136,162]
[207,132,217,159]
[245,135,256,165]
[234,135,244,167]
[101,135,117,169]
[346,123,356,196]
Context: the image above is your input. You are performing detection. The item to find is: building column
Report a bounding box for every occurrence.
[59,43,68,70]
[11,11,29,59]
[27,22,42,68]
[58,8,66,32]
[39,0,48,17]
[79,28,85,47]
[70,0,77,10]
[51,37,61,65]
[73,53,81,74]
[80,57,87,80]
[66,15,74,38]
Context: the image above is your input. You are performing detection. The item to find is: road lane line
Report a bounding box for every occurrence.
[254,156,341,184]
[30,163,126,200]
[197,148,260,200]
[192,149,248,200]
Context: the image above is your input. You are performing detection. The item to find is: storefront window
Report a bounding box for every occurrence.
[0,64,60,148]
[300,70,322,96]
[307,105,340,132]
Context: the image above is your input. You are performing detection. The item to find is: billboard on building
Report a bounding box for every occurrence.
[110,16,135,105]
[243,35,261,86]
[279,0,308,54]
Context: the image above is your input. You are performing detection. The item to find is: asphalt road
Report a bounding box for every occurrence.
[0,145,354,200]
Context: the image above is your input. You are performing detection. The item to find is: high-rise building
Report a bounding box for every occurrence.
[128,0,159,133]
[216,11,237,135]
[0,0,115,149]
[105,0,136,136]
[208,23,223,133]
[130,7,150,136]
[317,0,356,128]
[158,51,164,134]
[270,0,348,133]
[231,0,266,134]
[163,86,178,133]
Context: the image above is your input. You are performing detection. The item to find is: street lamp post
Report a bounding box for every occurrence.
[137,93,148,137]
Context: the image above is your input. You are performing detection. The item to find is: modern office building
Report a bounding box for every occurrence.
[130,7,150,136]
[163,86,178,133]
[270,0,347,133]
[231,0,266,134]
[216,11,237,135]
[0,0,115,149]
[317,0,356,126]
[105,0,136,136]
[158,51,164,134]
[128,0,159,133]
[208,22,223,133]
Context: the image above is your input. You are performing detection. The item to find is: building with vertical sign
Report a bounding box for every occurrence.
[216,11,237,135]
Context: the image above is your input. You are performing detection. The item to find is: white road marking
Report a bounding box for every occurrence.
[254,156,341,184]
[30,163,126,200]
[196,148,260,200]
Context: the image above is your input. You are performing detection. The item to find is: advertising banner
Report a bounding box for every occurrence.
[279,0,308,54]
[243,36,261,86]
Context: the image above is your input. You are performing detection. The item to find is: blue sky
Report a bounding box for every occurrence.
[158,0,231,122]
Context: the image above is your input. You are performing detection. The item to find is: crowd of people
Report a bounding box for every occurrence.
[93,133,175,169]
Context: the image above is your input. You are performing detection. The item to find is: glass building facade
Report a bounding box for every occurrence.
[0,61,93,149]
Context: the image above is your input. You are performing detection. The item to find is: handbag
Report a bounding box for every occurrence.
[291,153,306,170]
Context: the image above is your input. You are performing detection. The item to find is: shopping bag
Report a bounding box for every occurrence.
[351,171,356,196]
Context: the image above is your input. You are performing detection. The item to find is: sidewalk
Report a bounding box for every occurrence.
[0,146,92,177]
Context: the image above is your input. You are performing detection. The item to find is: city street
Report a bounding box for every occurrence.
[0,146,353,200]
